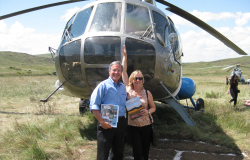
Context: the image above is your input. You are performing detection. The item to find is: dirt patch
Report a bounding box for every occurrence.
[124,139,249,160]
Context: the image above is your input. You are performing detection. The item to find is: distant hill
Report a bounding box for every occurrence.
[0,51,249,77]
[0,51,54,66]
[35,53,53,59]
[182,56,250,77]
[0,51,55,76]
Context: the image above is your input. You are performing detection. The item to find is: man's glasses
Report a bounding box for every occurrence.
[133,77,143,81]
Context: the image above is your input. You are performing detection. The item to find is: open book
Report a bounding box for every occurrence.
[100,104,119,128]
[126,97,143,120]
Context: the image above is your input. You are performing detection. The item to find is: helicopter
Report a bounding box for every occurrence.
[222,64,249,84]
[1,0,248,127]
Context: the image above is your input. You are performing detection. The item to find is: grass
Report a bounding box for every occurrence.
[0,53,250,159]
[1,75,250,159]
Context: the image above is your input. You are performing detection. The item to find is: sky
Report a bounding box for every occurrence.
[0,0,249,63]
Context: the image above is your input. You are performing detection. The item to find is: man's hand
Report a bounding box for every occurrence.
[99,121,112,129]
[92,110,112,129]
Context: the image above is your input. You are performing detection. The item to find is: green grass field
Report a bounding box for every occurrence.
[0,52,250,159]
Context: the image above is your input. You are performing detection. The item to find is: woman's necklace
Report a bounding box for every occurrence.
[134,89,142,98]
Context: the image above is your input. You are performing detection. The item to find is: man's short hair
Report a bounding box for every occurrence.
[109,61,123,72]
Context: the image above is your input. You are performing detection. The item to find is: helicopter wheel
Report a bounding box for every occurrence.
[196,98,204,111]
[79,99,89,115]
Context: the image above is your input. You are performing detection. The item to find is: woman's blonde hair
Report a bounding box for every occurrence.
[128,70,144,89]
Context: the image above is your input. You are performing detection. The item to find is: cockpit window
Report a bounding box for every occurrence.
[59,40,85,87]
[84,36,121,64]
[126,4,154,39]
[60,14,76,44]
[125,38,155,83]
[69,7,93,38]
[168,21,180,55]
[90,3,121,32]
[152,11,167,46]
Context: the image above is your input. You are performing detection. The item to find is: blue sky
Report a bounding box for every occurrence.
[0,0,249,62]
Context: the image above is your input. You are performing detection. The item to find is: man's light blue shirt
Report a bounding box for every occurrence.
[89,77,127,117]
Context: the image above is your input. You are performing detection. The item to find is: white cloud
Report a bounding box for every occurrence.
[235,12,250,26]
[191,10,236,22]
[0,21,61,55]
[60,7,80,22]
[169,10,236,26]
[181,25,250,63]
[167,10,250,62]
[0,20,8,33]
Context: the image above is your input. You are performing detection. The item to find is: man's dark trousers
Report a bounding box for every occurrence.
[97,116,127,160]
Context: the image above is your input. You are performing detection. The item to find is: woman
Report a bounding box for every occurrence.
[122,45,156,160]
[227,74,239,106]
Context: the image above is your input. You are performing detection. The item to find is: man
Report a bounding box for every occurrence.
[89,61,127,160]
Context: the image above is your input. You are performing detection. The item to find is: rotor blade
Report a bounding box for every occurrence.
[0,0,85,20]
[155,0,248,56]
[226,67,233,72]
[222,65,234,70]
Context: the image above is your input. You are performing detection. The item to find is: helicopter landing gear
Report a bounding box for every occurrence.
[79,99,90,115]
[196,98,204,111]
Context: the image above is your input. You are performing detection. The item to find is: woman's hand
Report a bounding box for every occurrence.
[140,109,149,116]
[122,45,127,57]
[122,45,129,86]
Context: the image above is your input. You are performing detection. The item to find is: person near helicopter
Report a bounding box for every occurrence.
[89,60,127,160]
[227,74,239,106]
[122,45,156,160]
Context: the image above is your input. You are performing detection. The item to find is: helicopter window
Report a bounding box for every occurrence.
[168,22,180,55]
[90,3,121,32]
[60,14,76,45]
[126,4,153,39]
[61,14,75,39]
[59,40,85,87]
[84,36,121,64]
[86,68,109,91]
[165,26,171,51]
[152,11,167,46]
[125,38,155,83]
[69,7,93,38]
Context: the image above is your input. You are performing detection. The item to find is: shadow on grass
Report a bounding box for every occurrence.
[78,112,98,141]
[153,102,243,156]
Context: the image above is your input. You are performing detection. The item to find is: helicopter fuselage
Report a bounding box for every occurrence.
[55,0,183,100]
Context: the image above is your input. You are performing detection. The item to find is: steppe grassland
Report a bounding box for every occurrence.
[0,73,250,159]
[0,75,97,159]
[184,75,250,151]
[0,75,80,114]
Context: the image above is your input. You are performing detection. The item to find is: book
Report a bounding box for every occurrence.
[126,97,143,120]
[100,104,119,128]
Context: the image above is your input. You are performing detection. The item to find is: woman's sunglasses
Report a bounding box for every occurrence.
[133,77,143,81]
